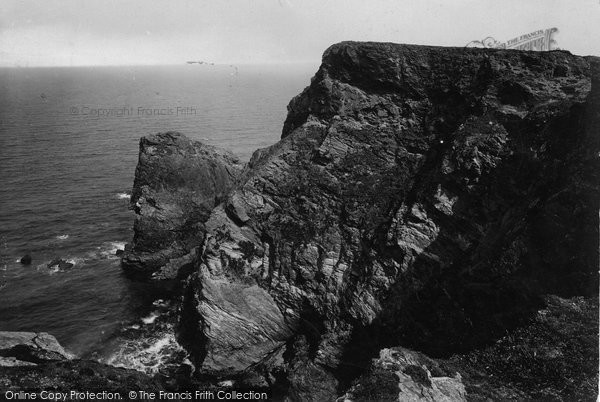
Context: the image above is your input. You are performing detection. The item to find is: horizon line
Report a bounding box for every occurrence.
[0,60,321,69]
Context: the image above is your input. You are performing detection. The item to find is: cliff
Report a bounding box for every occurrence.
[122,42,598,400]
[121,132,242,278]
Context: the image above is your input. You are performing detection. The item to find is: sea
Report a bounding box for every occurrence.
[0,63,315,373]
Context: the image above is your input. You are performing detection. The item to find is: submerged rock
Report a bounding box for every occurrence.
[175,41,598,397]
[121,131,243,278]
[19,255,31,265]
[47,259,73,270]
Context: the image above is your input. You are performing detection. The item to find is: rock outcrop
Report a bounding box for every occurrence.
[338,294,598,401]
[337,347,466,402]
[443,295,599,401]
[0,360,166,395]
[0,332,71,367]
[174,41,598,397]
[47,258,73,270]
[0,331,166,393]
[121,132,242,278]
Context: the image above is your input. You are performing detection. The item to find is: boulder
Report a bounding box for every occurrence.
[19,255,32,265]
[0,332,71,366]
[337,347,466,402]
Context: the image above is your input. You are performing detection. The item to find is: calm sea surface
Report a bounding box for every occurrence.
[0,64,314,369]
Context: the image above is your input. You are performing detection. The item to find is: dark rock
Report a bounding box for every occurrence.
[58,261,73,269]
[47,259,73,270]
[284,335,339,401]
[0,331,166,393]
[0,332,71,366]
[441,295,599,401]
[0,360,165,393]
[115,249,124,257]
[19,255,31,265]
[176,41,598,398]
[121,131,243,278]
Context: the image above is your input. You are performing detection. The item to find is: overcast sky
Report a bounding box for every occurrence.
[1,0,599,67]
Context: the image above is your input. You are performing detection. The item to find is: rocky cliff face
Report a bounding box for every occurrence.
[125,42,598,399]
[121,132,242,278]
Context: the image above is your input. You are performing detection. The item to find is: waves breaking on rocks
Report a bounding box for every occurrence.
[100,299,191,376]
[4,240,128,276]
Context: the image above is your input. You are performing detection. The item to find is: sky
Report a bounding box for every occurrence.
[0,0,599,67]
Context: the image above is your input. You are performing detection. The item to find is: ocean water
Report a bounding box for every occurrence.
[0,63,314,369]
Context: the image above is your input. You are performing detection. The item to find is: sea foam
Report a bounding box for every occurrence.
[141,312,159,325]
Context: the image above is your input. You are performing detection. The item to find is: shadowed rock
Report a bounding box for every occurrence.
[0,360,165,394]
[0,332,71,366]
[441,295,598,400]
[121,131,243,278]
